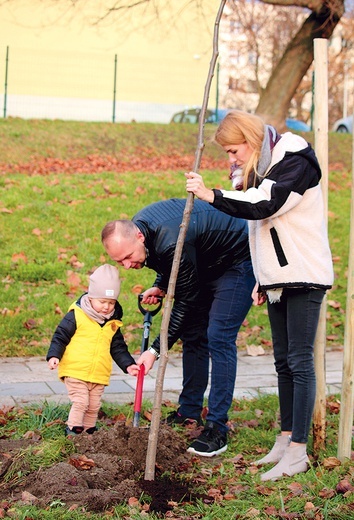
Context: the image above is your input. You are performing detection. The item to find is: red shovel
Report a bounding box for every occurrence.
[133,294,162,427]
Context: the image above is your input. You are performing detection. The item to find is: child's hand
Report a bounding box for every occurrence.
[48,357,59,370]
[127,364,140,377]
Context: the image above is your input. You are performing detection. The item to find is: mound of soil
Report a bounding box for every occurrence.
[0,423,207,515]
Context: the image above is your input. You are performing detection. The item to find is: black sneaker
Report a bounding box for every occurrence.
[85,426,98,435]
[65,426,84,436]
[163,410,203,427]
[187,421,227,457]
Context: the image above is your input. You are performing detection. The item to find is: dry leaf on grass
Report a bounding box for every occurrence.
[246,344,265,357]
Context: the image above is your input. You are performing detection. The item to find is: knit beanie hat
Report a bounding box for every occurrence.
[88,264,120,300]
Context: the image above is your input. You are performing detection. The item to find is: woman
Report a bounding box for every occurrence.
[186,110,333,481]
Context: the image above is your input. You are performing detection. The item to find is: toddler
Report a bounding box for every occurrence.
[47,264,139,435]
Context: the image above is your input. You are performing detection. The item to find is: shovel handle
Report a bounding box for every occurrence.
[138,294,163,317]
[133,365,145,427]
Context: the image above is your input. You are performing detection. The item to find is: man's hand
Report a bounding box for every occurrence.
[252,283,267,306]
[185,172,215,203]
[137,350,156,375]
[141,287,165,305]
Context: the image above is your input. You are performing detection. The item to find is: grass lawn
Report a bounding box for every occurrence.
[0,119,351,357]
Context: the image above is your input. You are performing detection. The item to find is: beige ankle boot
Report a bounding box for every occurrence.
[260,444,309,481]
[252,434,290,466]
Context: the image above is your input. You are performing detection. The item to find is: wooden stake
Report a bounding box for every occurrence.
[144,0,227,481]
[312,38,329,454]
[337,104,354,462]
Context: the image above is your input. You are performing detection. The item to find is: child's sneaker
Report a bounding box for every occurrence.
[187,421,227,457]
[85,426,98,434]
[65,426,84,436]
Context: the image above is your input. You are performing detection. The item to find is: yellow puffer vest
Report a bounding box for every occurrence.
[58,303,123,385]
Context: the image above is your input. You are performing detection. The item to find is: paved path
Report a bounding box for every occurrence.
[0,348,344,407]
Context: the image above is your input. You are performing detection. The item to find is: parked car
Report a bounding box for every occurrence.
[285,118,310,132]
[332,115,353,133]
[170,107,228,124]
[171,109,310,132]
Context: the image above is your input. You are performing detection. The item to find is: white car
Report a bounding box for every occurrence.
[332,115,353,133]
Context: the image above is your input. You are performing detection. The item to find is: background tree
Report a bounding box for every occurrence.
[255,0,344,126]
[219,0,310,120]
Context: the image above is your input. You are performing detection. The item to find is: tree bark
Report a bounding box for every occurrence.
[256,0,344,126]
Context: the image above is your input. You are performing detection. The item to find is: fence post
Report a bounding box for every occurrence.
[112,54,117,123]
[3,46,9,118]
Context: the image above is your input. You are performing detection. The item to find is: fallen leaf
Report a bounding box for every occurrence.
[323,456,341,469]
[305,501,315,510]
[54,303,64,315]
[245,507,260,517]
[143,410,152,421]
[11,252,28,263]
[132,284,144,294]
[264,506,278,515]
[23,430,41,442]
[246,344,265,357]
[287,481,303,496]
[23,319,38,330]
[21,491,38,504]
[67,271,81,289]
[336,479,354,494]
[207,488,223,501]
[327,300,342,309]
[327,400,340,414]
[318,487,335,498]
[68,455,95,470]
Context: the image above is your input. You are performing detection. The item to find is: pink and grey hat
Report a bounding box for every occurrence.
[88,264,120,300]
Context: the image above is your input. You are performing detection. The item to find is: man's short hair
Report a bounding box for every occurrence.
[101,220,137,244]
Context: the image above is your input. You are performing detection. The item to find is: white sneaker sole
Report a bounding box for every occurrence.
[187,444,228,457]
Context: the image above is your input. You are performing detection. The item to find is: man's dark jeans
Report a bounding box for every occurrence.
[178,259,255,434]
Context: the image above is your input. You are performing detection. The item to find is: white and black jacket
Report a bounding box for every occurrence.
[212,132,333,292]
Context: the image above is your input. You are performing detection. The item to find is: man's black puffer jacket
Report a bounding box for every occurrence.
[132,198,251,353]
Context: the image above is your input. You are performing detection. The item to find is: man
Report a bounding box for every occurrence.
[101,198,255,457]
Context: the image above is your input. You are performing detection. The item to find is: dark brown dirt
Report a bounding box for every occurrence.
[0,423,207,516]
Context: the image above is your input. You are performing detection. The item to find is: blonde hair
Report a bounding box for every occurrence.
[213,110,265,189]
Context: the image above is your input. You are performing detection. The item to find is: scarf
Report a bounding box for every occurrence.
[79,294,115,325]
[257,124,281,178]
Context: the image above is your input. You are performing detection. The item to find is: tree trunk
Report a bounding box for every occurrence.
[256,1,344,126]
